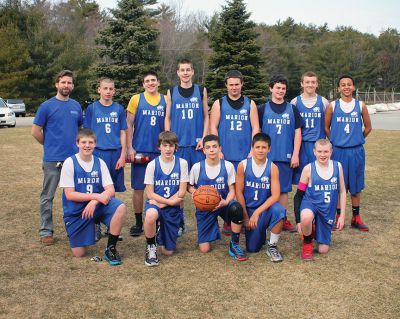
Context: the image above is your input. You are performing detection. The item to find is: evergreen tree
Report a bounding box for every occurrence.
[205,0,266,104]
[93,0,161,106]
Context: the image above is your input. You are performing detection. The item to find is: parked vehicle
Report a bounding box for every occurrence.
[6,99,26,117]
[0,98,16,127]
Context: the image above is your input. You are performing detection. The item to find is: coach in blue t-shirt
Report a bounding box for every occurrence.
[32,70,83,245]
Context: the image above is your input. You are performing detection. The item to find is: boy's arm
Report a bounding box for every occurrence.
[209,99,220,136]
[324,103,333,139]
[197,87,210,150]
[337,163,346,230]
[234,162,249,223]
[248,101,260,158]
[31,124,44,145]
[291,128,301,168]
[145,184,183,207]
[248,163,280,229]
[361,101,372,138]
[126,111,136,162]
[164,89,172,131]
[116,130,126,169]
[293,164,311,234]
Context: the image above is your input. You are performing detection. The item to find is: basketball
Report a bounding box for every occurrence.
[193,185,221,212]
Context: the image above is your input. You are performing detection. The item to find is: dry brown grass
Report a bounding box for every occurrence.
[0,127,399,319]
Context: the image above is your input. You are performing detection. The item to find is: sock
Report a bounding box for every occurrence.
[352,206,360,217]
[135,213,143,227]
[303,234,313,244]
[231,231,240,244]
[146,236,156,246]
[269,232,280,246]
[336,208,341,216]
[107,233,119,248]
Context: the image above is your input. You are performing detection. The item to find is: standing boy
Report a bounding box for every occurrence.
[188,135,239,255]
[290,71,328,184]
[294,139,346,260]
[325,75,372,231]
[235,133,286,262]
[165,59,209,234]
[60,128,126,265]
[209,70,260,170]
[259,75,302,232]
[126,71,166,237]
[84,78,127,240]
[143,131,189,266]
[32,70,83,245]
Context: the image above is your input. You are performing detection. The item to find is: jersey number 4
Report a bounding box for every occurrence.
[344,123,350,134]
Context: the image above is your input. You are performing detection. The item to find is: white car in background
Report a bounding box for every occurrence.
[0,98,16,127]
[6,99,26,117]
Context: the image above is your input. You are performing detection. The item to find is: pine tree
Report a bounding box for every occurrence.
[94,0,161,106]
[205,0,266,104]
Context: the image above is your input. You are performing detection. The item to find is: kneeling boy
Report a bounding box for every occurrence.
[60,128,126,265]
[294,139,346,261]
[235,133,286,262]
[143,131,189,266]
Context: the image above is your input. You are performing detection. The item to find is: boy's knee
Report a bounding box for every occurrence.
[144,209,158,224]
[72,247,86,258]
[318,245,330,254]
[199,243,211,253]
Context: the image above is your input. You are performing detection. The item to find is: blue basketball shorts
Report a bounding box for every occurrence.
[176,146,205,170]
[64,197,124,248]
[274,161,293,193]
[332,145,365,195]
[94,148,126,192]
[293,141,316,184]
[130,152,159,190]
[245,203,286,253]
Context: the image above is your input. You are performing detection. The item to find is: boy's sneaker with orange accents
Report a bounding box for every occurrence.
[283,219,297,233]
[301,242,313,261]
[351,215,369,231]
[228,241,248,261]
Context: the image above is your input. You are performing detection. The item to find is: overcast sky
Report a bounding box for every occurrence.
[95,0,399,36]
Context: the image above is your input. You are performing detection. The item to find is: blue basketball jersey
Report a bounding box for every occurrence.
[296,95,326,142]
[170,85,204,147]
[133,93,166,153]
[84,101,127,150]
[262,102,295,162]
[153,156,181,202]
[304,161,340,223]
[330,99,365,147]
[195,160,229,200]
[243,158,272,209]
[62,155,103,217]
[218,96,252,161]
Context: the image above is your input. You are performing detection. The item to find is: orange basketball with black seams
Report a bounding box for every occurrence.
[192,185,221,212]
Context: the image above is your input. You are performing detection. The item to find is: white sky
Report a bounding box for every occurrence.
[96,0,399,36]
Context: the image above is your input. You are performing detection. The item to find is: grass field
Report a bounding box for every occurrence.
[0,127,399,319]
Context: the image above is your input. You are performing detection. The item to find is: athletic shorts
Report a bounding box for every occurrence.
[332,145,365,195]
[64,197,124,248]
[301,199,335,245]
[293,141,316,184]
[195,200,236,244]
[274,161,293,193]
[144,203,181,251]
[94,148,126,192]
[245,203,286,253]
[130,152,159,190]
[176,146,205,170]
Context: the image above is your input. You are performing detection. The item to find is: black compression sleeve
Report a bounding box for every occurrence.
[294,189,305,224]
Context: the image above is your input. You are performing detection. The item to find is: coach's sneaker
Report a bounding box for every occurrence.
[104,245,123,266]
[351,215,369,231]
[145,244,159,267]
[266,244,283,262]
[301,242,313,261]
[229,241,248,261]
[129,224,143,237]
[283,219,297,233]
[95,223,102,242]
[222,223,232,236]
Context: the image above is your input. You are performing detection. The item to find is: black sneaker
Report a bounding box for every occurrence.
[129,224,143,237]
[145,244,159,267]
[104,245,122,266]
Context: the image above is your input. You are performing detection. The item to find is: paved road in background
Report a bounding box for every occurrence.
[16,112,400,130]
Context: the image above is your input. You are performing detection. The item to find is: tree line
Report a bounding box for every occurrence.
[0,0,399,112]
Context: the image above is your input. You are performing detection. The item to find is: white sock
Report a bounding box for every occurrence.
[269,232,280,246]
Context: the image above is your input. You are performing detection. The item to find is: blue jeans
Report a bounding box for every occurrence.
[39,161,62,237]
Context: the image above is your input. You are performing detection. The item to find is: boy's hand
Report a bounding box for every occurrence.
[290,154,299,168]
[248,212,260,229]
[212,197,227,212]
[115,156,125,170]
[149,199,167,209]
[126,147,136,162]
[195,139,203,151]
[168,194,184,206]
[82,200,97,219]
[297,223,303,235]
[336,215,345,231]
[97,192,110,205]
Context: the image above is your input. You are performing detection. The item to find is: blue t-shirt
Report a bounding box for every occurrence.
[34,97,83,161]
[83,101,127,150]
[218,96,252,161]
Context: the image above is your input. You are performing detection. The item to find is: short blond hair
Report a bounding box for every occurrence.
[314,139,332,150]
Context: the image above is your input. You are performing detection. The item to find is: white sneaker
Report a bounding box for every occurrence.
[145,244,159,267]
